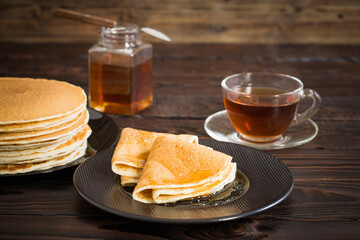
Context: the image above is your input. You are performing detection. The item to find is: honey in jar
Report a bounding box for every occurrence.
[89,23,152,115]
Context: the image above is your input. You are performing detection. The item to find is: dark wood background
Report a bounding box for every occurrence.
[0,0,360,44]
[0,1,359,239]
[0,41,359,240]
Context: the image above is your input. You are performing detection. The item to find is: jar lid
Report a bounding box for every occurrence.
[101,23,139,39]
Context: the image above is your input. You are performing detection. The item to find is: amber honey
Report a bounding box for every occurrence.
[89,58,152,115]
[88,24,153,115]
[121,170,249,207]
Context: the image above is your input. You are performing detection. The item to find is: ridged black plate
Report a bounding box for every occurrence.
[1,108,119,177]
[73,139,294,224]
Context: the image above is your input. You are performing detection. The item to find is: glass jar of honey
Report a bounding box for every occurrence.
[89,23,152,115]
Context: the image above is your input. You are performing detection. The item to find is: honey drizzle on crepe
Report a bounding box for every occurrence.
[132,137,237,204]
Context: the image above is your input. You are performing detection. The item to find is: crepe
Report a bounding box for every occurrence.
[111,128,198,185]
[132,137,236,204]
[121,176,140,187]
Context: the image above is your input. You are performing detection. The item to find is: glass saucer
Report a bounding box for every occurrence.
[204,110,318,150]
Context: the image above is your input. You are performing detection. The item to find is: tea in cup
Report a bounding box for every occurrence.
[222,73,321,143]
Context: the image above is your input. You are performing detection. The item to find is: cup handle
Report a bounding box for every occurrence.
[291,89,321,126]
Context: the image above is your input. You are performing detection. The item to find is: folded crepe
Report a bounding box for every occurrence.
[132,137,236,204]
[121,175,139,187]
[111,128,198,186]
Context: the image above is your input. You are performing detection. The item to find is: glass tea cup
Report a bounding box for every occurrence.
[222,72,321,143]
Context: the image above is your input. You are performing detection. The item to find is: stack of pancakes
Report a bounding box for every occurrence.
[0,77,91,175]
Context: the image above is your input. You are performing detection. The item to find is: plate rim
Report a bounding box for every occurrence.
[73,139,294,224]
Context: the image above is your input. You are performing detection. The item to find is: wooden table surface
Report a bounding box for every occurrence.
[0,43,359,239]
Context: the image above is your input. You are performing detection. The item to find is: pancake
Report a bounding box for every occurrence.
[0,77,91,175]
[0,124,90,157]
[0,142,87,174]
[0,107,83,133]
[132,137,236,204]
[111,128,198,182]
[0,140,63,156]
[0,109,89,145]
[0,125,91,164]
[0,77,86,124]
[0,132,76,151]
[0,109,86,140]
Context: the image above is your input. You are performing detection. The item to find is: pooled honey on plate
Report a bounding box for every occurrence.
[89,23,153,115]
[121,170,249,207]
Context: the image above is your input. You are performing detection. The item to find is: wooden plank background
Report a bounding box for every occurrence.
[0,0,359,44]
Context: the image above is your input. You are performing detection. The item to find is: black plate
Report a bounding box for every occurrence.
[1,108,119,177]
[73,139,294,224]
